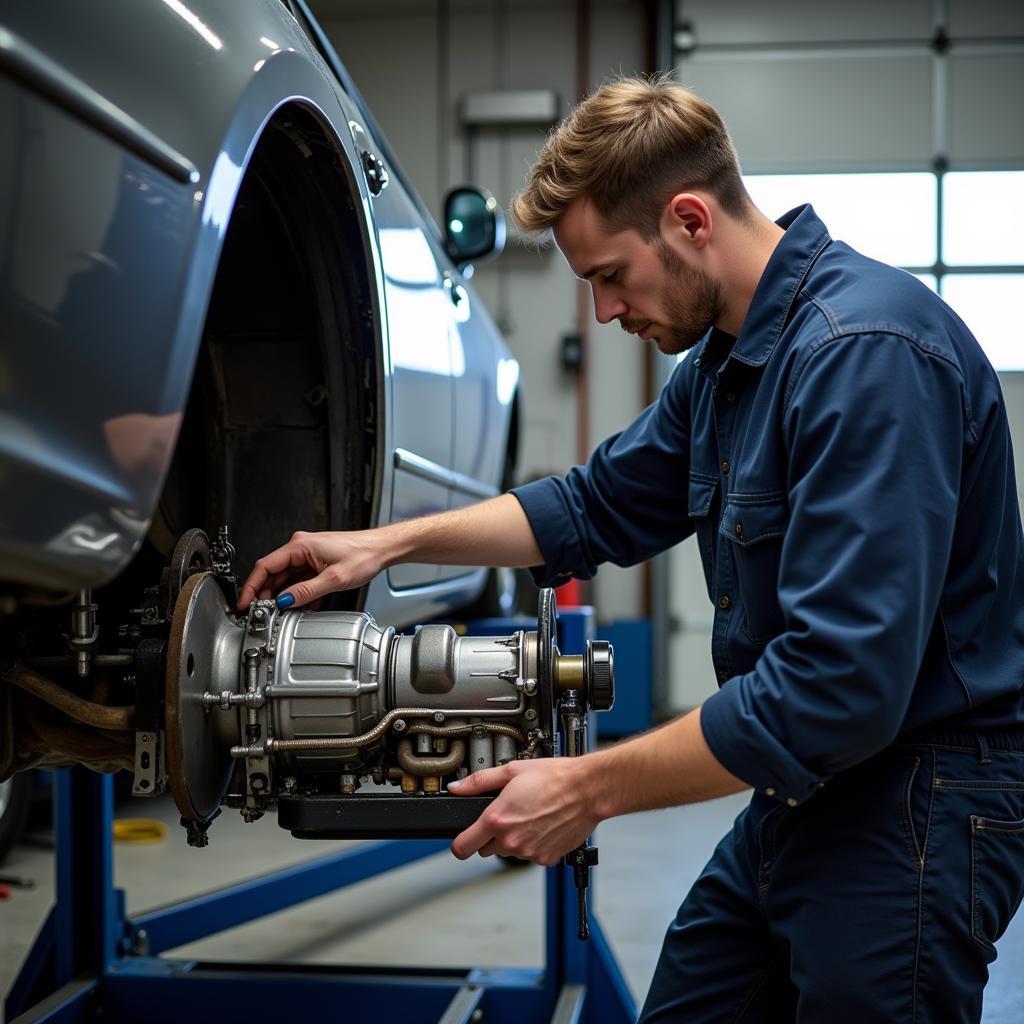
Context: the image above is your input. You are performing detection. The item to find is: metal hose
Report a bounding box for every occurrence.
[241,698,526,755]
[2,665,135,731]
[405,722,526,745]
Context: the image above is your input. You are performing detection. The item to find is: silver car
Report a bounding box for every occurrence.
[0,0,520,802]
[0,0,520,619]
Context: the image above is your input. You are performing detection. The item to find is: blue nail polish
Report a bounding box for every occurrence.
[276,593,294,609]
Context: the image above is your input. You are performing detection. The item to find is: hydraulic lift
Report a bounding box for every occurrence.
[6,607,636,1024]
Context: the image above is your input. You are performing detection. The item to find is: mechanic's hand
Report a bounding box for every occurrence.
[448,759,600,867]
[237,530,385,611]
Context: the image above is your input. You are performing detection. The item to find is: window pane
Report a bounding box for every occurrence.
[914,273,938,292]
[744,172,937,267]
[943,171,1024,266]
[941,274,1024,370]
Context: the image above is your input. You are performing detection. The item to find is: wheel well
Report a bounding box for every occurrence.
[144,104,381,607]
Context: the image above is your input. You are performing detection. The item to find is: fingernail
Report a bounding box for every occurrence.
[276,593,294,609]
[447,778,463,788]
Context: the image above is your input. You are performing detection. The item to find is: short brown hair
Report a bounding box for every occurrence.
[510,74,751,239]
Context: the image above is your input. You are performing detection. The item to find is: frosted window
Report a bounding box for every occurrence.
[941,274,1024,371]
[744,173,937,267]
[943,172,1024,266]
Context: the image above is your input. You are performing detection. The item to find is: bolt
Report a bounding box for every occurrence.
[524,679,537,695]
[131,928,150,956]
[254,607,266,621]
[525,708,537,721]
[433,711,445,724]
[140,734,149,743]
[393,719,407,733]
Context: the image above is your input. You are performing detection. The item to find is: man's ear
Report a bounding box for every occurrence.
[664,193,711,249]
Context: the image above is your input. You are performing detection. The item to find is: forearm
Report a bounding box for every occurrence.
[584,706,750,819]
[374,493,543,571]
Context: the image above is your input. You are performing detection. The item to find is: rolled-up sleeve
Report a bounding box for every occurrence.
[512,358,695,588]
[700,332,967,802]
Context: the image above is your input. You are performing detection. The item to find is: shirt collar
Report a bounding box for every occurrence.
[694,204,832,377]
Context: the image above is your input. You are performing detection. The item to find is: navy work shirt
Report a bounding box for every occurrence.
[512,205,1024,806]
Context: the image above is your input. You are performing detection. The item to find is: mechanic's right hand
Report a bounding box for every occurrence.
[237,530,385,611]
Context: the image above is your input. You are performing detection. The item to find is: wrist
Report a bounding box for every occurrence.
[576,748,620,821]
[372,520,418,570]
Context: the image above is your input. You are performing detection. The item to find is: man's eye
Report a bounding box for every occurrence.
[603,270,619,284]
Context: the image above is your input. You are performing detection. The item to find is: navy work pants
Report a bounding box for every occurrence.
[639,734,1024,1023]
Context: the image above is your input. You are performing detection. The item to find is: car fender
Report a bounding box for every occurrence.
[0,0,389,591]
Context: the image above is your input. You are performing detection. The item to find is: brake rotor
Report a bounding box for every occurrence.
[536,588,560,744]
[166,572,241,821]
[167,528,211,614]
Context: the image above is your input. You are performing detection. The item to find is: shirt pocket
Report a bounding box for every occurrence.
[688,473,718,601]
[720,496,789,643]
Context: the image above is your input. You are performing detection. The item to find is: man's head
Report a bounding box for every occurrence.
[511,74,750,240]
[510,75,763,353]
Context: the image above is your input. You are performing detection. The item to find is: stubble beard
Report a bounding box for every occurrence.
[649,242,724,356]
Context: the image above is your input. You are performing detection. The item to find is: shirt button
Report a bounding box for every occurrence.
[734,522,744,539]
[721,460,730,474]
[786,797,798,807]
[718,595,731,610]
[694,358,702,368]
[765,787,776,797]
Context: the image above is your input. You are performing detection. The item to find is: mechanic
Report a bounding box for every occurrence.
[239,76,1024,1022]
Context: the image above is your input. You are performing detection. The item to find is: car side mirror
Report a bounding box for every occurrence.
[443,187,505,266]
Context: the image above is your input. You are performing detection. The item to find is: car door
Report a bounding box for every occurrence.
[444,265,510,512]
[344,117,454,591]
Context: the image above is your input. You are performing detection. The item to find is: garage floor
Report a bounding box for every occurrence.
[2,789,1023,1022]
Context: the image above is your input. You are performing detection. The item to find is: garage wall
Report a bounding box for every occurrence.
[669,0,1024,711]
[310,0,654,620]
[309,1,1024,712]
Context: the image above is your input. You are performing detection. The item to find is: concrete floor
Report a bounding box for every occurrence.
[2,790,1024,1022]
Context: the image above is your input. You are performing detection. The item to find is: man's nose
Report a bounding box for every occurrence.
[593,288,627,325]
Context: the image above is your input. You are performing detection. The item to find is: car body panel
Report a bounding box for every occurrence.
[0,0,516,623]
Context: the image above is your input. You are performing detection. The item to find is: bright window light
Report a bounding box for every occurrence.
[744,172,937,267]
[913,273,938,292]
[941,274,1024,371]
[943,171,1024,266]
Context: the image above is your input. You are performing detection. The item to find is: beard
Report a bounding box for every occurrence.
[622,242,723,356]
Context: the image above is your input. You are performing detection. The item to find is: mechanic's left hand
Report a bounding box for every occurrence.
[448,758,600,867]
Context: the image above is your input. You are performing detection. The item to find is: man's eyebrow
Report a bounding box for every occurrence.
[580,261,613,281]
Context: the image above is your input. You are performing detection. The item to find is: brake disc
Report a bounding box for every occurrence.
[166,528,211,615]
[165,572,241,820]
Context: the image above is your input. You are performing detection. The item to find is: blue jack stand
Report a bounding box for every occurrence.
[6,608,636,1024]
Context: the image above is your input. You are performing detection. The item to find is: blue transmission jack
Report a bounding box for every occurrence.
[6,604,636,1024]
